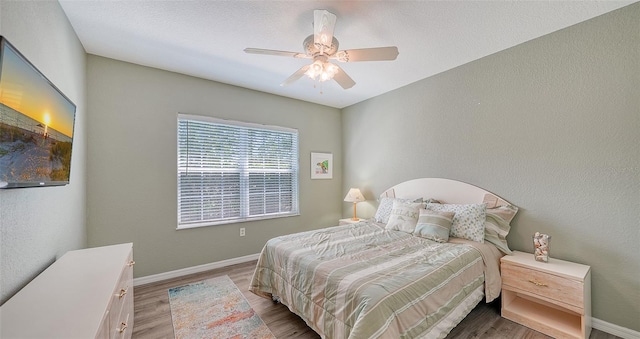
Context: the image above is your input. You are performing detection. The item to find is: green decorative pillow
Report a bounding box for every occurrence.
[385,201,423,233]
[426,203,487,243]
[484,205,518,254]
[413,209,455,243]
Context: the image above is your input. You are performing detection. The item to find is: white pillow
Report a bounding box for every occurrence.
[385,200,423,233]
[425,203,487,243]
[374,197,422,224]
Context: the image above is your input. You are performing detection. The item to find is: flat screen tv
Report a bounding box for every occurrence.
[0,36,77,188]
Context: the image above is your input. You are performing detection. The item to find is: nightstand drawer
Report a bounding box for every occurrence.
[502,262,584,309]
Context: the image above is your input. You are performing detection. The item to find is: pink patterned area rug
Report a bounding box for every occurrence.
[168,275,275,339]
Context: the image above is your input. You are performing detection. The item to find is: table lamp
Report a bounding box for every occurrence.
[344,188,365,221]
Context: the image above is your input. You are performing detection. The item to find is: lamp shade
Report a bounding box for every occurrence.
[344,188,365,203]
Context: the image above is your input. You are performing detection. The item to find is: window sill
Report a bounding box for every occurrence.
[176,212,300,230]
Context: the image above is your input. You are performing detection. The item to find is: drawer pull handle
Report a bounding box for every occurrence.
[117,322,127,333]
[529,279,548,287]
[118,288,127,299]
[128,260,135,267]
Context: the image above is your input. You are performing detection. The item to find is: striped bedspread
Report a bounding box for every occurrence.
[250,221,495,339]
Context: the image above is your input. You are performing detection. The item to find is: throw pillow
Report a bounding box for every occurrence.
[413,209,455,242]
[426,203,487,243]
[374,197,422,224]
[385,201,422,233]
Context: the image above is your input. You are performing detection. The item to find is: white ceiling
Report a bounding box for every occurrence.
[59,1,635,109]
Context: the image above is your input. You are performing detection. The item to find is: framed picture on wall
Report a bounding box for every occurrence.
[311,152,332,179]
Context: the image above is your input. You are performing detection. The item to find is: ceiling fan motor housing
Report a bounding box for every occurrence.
[303,34,339,56]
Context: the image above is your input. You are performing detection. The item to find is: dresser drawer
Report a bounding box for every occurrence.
[109,288,130,336]
[502,262,584,310]
[109,249,134,339]
[112,312,130,339]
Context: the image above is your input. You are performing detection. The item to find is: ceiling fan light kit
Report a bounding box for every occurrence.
[244,9,399,90]
[305,56,339,82]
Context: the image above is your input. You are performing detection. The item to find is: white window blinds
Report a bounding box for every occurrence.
[177,114,299,228]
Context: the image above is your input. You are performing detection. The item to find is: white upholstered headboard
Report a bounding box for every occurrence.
[380,178,511,208]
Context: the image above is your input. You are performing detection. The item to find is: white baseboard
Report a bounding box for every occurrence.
[133,254,639,339]
[593,318,640,339]
[133,253,260,286]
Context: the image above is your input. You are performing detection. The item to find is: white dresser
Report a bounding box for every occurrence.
[0,243,134,339]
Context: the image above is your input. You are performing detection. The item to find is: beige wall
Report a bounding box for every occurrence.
[342,4,639,331]
[0,1,87,304]
[86,56,342,278]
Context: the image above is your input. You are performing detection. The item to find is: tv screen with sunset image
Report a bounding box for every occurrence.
[0,36,76,188]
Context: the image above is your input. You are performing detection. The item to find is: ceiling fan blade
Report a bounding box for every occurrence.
[244,48,309,59]
[333,64,355,89]
[331,47,399,62]
[281,65,311,86]
[313,10,337,51]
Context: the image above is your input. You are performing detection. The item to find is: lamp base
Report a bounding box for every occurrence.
[351,202,359,221]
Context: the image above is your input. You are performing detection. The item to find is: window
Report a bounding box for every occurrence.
[177,114,299,228]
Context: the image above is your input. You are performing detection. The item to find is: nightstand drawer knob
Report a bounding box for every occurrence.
[528,279,548,287]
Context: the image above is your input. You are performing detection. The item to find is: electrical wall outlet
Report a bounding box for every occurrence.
[240,228,245,237]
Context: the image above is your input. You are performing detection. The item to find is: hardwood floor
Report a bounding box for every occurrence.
[132,260,620,339]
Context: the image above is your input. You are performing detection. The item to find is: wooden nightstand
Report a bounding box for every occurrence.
[500,251,591,339]
[339,218,366,225]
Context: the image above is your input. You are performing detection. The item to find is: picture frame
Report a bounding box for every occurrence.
[311,152,333,179]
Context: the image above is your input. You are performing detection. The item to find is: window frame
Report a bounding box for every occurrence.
[177,113,299,229]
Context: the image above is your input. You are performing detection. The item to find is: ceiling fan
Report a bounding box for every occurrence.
[244,9,399,89]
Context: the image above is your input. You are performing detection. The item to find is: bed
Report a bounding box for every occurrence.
[250,178,517,338]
